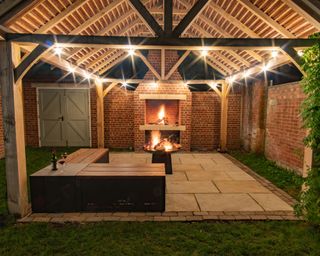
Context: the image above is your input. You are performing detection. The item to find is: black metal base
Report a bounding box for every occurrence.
[152,151,172,174]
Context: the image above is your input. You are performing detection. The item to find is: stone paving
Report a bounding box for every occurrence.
[19,152,300,223]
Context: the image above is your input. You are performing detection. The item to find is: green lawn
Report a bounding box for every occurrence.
[229,151,304,199]
[0,148,319,255]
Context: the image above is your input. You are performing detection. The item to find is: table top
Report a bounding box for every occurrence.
[66,148,109,164]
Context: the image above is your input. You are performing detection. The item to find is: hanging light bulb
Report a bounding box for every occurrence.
[201,49,208,57]
[243,70,249,78]
[128,49,135,56]
[54,47,63,56]
[84,72,91,80]
[271,50,278,58]
[297,50,304,57]
[262,63,270,72]
[68,66,75,73]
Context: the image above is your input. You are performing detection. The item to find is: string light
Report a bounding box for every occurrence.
[271,50,278,58]
[262,63,270,72]
[128,49,135,56]
[243,70,249,78]
[151,81,158,88]
[54,47,63,56]
[201,49,208,57]
[298,50,304,56]
[228,76,235,83]
[68,66,75,73]
[84,72,91,80]
[211,82,218,88]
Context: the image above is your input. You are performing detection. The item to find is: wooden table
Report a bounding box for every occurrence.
[30,149,166,213]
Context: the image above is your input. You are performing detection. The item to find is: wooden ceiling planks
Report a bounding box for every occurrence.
[1,0,319,79]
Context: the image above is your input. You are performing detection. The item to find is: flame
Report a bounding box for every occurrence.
[158,105,165,124]
[151,130,161,148]
[164,142,173,152]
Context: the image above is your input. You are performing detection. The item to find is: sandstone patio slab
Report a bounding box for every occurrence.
[196,194,264,212]
[214,180,271,193]
[165,171,188,181]
[167,181,219,193]
[173,164,203,172]
[250,193,293,211]
[166,194,200,212]
[186,171,232,181]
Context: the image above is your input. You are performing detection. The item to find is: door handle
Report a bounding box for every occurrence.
[58,116,64,121]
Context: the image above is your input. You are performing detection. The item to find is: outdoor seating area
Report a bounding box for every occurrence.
[0,0,320,254]
[22,151,296,223]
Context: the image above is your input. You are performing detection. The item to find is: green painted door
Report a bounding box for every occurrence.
[39,89,90,147]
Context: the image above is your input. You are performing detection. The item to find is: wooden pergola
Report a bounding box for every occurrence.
[0,0,319,216]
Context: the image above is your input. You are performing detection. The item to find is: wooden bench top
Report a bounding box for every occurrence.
[78,163,165,177]
[66,148,109,164]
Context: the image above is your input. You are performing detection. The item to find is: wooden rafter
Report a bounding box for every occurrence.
[98,52,128,75]
[0,0,40,25]
[95,50,127,74]
[8,34,316,50]
[128,0,163,37]
[36,0,89,33]
[14,44,51,82]
[282,0,320,31]
[164,0,173,35]
[67,10,138,61]
[172,0,209,37]
[180,0,263,62]
[237,0,294,37]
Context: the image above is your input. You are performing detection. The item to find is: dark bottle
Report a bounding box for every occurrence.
[51,151,58,171]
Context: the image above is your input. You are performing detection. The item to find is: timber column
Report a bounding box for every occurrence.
[0,42,28,217]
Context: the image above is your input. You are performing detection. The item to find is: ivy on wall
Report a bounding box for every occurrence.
[295,33,320,226]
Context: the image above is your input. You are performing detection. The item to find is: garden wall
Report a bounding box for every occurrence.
[241,81,306,174]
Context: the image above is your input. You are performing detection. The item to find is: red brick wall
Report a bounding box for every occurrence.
[104,86,134,149]
[191,92,220,150]
[23,82,39,147]
[227,95,242,149]
[0,92,4,158]
[265,82,306,174]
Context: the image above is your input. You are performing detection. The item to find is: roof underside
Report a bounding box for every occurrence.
[1,0,319,79]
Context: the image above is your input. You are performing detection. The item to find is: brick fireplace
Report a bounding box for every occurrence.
[134,50,192,151]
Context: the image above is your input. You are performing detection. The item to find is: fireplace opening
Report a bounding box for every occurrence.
[145,100,179,126]
[144,130,181,152]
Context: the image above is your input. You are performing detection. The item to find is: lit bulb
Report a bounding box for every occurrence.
[128,49,135,56]
[151,82,158,87]
[298,50,304,57]
[54,47,63,56]
[262,63,270,72]
[201,49,208,57]
[122,82,128,88]
[84,72,91,80]
[228,76,235,83]
[271,50,278,58]
[243,71,249,78]
[68,66,75,73]
[212,82,218,88]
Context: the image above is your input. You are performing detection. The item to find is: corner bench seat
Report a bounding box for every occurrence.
[30,150,165,213]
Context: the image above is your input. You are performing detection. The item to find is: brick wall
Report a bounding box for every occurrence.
[191,92,220,150]
[104,86,134,149]
[265,82,306,174]
[0,92,4,158]
[23,82,39,147]
[90,88,97,147]
[227,95,242,149]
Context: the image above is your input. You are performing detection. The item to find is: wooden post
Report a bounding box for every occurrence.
[95,79,105,148]
[220,82,229,152]
[0,42,29,217]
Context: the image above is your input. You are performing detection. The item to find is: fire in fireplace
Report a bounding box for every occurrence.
[144,130,181,152]
[146,100,179,126]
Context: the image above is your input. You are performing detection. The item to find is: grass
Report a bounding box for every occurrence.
[0,148,320,255]
[1,222,320,255]
[229,150,304,199]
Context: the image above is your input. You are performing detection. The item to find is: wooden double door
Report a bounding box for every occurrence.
[38,88,90,147]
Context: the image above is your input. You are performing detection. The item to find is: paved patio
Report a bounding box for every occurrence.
[20,152,298,223]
